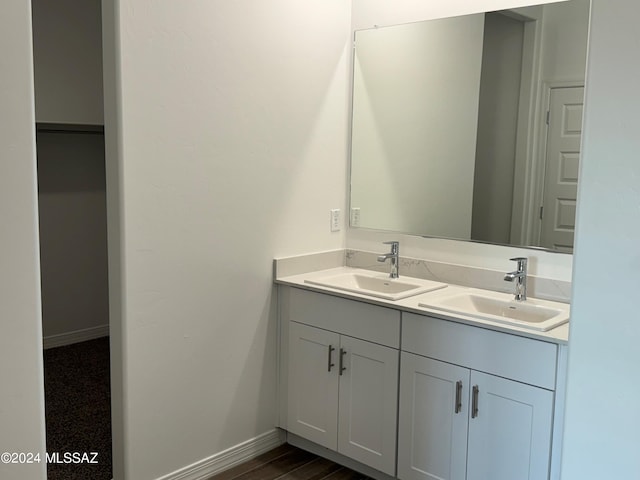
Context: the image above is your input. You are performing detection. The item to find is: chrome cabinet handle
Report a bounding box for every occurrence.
[455,381,463,414]
[472,385,479,418]
[339,348,347,375]
[327,345,335,372]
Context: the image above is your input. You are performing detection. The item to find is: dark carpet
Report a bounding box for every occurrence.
[44,336,112,480]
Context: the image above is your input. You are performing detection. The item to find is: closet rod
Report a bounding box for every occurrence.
[36,123,104,135]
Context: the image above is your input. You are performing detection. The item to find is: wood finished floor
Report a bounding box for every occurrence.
[206,444,374,480]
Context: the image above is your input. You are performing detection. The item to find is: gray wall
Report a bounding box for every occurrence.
[32,0,108,345]
[472,12,524,244]
[37,131,109,343]
[31,0,103,125]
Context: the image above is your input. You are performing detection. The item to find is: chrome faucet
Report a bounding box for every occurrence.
[504,257,528,301]
[377,241,399,278]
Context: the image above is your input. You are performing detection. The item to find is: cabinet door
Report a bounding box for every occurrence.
[287,321,340,450]
[397,352,470,480]
[338,335,399,476]
[467,371,554,480]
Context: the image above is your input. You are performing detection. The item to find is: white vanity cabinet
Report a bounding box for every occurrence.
[287,321,340,449]
[282,288,401,476]
[398,313,557,480]
[397,353,470,480]
[278,285,566,480]
[465,371,553,480]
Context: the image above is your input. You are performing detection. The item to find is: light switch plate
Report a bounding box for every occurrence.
[351,207,361,227]
[330,209,341,232]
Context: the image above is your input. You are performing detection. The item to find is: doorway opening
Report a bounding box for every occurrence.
[472,11,526,245]
[31,0,112,478]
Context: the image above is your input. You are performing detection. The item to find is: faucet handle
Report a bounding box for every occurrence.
[509,257,528,270]
[383,241,399,253]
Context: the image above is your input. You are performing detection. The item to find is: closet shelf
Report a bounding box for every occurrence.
[36,123,104,134]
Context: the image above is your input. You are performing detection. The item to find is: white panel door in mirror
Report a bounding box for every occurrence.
[540,86,584,252]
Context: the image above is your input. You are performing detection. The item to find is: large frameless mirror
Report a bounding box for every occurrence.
[349,0,590,252]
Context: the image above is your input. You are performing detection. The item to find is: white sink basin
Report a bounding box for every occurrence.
[419,291,569,331]
[305,270,447,301]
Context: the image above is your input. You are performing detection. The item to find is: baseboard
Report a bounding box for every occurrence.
[156,428,285,480]
[43,324,109,349]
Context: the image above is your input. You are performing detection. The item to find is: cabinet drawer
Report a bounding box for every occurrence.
[402,312,557,390]
[288,288,400,348]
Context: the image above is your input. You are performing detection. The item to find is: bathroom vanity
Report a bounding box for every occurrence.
[274,2,586,476]
[275,257,569,480]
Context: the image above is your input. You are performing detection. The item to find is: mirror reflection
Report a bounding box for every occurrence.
[349,0,590,252]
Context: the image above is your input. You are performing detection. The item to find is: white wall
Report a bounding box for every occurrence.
[104,0,350,478]
[32,0,103,125]
[3,1,639,479]
[351,15,485,238]
[0,1,47,479]
[540,0,590,83]
[561,0,640,477]
[101,3,124,476]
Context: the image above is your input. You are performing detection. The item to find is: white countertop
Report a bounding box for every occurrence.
[276,266,569,345]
